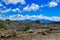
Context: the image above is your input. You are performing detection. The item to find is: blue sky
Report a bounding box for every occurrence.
[0,0,60,21]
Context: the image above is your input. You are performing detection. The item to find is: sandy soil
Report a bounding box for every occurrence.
[2,32,60,40]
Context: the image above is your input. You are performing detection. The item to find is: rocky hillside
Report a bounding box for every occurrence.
[0,20,60,40]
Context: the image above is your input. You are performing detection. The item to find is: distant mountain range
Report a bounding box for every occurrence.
[16,19,55,23]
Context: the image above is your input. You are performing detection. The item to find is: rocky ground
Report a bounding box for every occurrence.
[0,30,60,40]
[0,20,60,40]
[2,33,60,40]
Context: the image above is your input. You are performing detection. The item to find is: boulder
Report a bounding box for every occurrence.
[27,29,34,33]
[42,31,48,35]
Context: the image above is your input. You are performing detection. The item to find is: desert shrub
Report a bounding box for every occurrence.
[0,24,5,29]
[0,35,5,39]
[24,22,33,30]
[5,19,10,21]
[49,28,53,31]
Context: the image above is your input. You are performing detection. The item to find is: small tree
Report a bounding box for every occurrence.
[35,20,40,23]
[5,19,10,21]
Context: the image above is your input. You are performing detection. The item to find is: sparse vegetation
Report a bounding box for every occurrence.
[0,20,60,40]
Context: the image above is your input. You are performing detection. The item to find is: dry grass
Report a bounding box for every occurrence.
[1,32,60,40]
[0,29,60,40]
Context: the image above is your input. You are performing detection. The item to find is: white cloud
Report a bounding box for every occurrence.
[7,14,60,21]
[54,0,60,2]
[3,0,26,4]
[30,3,40,11]
[0,8,11,13]
[12,8,21,12]
[9,14,25,20]
[0,7,22,13]
[0,3,3,6]
[40,0,60,8]
[52,16,60,21]
[49,1,58,7]
[23,5,31,11]
[23,3,40,11]
[0,14,3,20]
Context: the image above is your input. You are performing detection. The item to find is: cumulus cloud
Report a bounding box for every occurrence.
[55,0,60,2]
[0,14,3,20]
[0,8,11,13]
[9,14,25,20]
[7,14,60,21]
[0,3,22,14]
[48,1,58,7]
[23,1,59,12]
[44,0,60,7]
[0,0,60,21]
[3,0,26,4]
[0,3,3,7]
[52,16,60,21]
[12,8,21,12]
[0,7,22,13]
[23,3,40,11]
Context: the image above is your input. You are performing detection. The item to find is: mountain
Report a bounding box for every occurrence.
[39,19,54,23]
[16,19,54,23]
